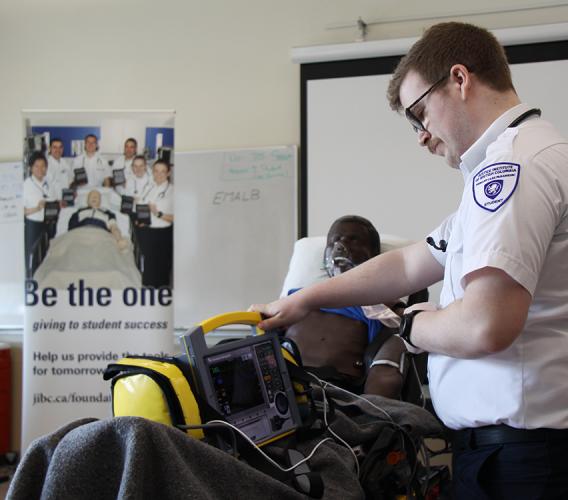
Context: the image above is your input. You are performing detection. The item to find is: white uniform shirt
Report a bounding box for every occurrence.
[112,156,135,182]
[23,176,56,222]
[427,103,568,430]
[72,153,111,187]
[139,181,173,228]
[47,155,72,197]
[123,173,153,199]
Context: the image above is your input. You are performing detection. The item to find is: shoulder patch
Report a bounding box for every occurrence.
[472,162,520,212]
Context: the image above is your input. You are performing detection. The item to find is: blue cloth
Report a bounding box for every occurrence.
[288,288,383,343]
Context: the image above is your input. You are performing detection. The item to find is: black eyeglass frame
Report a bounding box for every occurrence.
[404,75,448,133]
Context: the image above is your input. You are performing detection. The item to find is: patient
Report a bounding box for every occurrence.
[284,216,410,398]
[68,190,129,251]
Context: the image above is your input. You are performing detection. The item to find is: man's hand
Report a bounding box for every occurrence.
[249,292,312,330]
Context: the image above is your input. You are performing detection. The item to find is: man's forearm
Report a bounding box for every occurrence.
[409,268,531,358]
[301,242,443,310]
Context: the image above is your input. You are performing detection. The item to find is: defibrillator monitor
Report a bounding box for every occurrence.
[136,203,151,224]
[43,201,60,222]
[121,195,134,214]
[74,167,88,186]
[113,168,126,186]
[181,319,301,447]
[62,188,75,206]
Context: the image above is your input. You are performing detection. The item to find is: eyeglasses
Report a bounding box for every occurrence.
[405,75,448,133]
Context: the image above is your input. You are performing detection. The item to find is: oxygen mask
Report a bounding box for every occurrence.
[324,241,356,277]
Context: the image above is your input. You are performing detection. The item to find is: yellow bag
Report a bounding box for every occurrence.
[103,356,204,439]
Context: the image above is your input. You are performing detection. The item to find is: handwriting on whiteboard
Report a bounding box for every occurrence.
[213,189,260,205]
[221,149,292,181]
[0,162,23,224]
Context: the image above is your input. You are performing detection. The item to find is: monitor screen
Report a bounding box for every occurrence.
[208,351,263,416]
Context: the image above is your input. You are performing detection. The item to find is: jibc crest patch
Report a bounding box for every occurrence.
[472,162,520,212]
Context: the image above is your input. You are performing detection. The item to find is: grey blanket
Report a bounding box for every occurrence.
[8,394,442,500]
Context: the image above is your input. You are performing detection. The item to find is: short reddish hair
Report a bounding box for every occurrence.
[387,22,515,112]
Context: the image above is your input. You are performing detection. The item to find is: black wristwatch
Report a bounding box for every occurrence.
[398,310,423,348]
[157,211,163,218]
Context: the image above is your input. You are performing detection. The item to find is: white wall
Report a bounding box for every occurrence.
[2,0,568,161]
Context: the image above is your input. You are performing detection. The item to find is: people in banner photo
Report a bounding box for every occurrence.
[112,138,138,184]
[134,159,174,288]
[116,155,152,197]
[46,138,72,200]
[24,127,175,289]
[23,152,58,277]
[72,134,112,188]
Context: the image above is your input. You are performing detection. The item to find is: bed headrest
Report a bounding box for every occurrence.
[280,234,414,297]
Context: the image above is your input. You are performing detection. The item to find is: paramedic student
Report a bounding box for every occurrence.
[23,152,57,274]
[46,138,72,199]
[120,155,152,198]
[112,137,138,180]
[135,159,173,287]
[251,22,568,499]
[72,134,112,187]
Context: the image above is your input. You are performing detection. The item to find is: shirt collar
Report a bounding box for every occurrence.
[459,103,533,177]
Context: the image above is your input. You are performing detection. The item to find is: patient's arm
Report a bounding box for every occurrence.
[363,335,407,398]
[109,221,129,250]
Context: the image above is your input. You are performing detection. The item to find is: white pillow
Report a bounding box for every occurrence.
[280,233,415,297]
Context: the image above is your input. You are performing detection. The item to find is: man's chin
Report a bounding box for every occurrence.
[444,151,461,169]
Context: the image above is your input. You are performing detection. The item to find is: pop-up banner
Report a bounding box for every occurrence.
[22,110,176,449]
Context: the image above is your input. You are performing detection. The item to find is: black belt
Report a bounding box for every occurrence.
[452,424,568,449]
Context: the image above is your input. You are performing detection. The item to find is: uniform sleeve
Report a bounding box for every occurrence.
[461,149,564,295]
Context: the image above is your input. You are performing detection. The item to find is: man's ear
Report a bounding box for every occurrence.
[449,64,472,100]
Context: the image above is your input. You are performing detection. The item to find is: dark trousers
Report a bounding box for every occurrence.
[452,427,568,499]
[25,218,46,277]
[136,225,173,288]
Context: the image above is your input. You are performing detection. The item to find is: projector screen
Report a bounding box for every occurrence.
[305,59,568,240]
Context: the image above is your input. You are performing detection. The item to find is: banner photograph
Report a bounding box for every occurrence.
[21,110,176,449]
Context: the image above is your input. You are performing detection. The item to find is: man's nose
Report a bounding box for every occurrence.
[333,241,348,253]
[418,129,431,147]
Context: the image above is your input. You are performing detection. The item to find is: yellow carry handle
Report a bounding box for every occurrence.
[193,311,297,366]
[197,311,264,335]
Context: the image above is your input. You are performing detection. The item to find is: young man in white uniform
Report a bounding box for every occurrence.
[251,22,568,498]
[72,134,111,187]
[23,153,58,276]
[112,138,138,183]
[46,138,72,199]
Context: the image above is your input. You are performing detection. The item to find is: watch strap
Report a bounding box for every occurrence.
[399,310,423,348]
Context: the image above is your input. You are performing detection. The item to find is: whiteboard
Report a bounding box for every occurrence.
[173,147,298,328]
[0,162,24,328]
